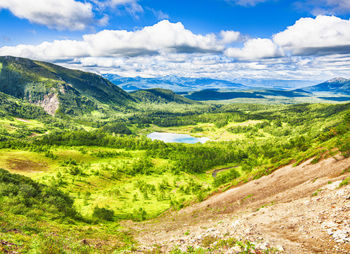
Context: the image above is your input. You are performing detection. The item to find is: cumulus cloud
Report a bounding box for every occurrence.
[0,0,94,30]
[225,38,283,59]
[0,20,223,60]
[273,15,350,56]
[2,16,350,82]
[220,30,241,44]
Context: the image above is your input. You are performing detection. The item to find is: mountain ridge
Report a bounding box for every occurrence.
[0,56,135,116]
[130,88,196,104]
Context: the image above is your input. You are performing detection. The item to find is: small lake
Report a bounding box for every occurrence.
[147,132,210,144]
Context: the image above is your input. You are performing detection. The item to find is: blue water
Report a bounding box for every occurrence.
[147,132,210,144]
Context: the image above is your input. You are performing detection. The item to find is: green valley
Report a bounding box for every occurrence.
[0,57,350,253]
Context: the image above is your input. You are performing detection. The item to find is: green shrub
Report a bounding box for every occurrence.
[92,206,115,221]
[213,169,240,187]
[339,177,350,188]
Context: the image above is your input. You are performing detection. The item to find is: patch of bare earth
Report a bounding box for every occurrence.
[125,155,350,253]
[15,118,30,123]
[6,158,47,172]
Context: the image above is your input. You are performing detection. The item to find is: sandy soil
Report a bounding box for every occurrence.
[125,155,350,253]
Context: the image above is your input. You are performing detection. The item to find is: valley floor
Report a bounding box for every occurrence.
[127,155,350,253]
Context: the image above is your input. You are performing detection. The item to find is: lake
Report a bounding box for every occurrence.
[147,132,210,144]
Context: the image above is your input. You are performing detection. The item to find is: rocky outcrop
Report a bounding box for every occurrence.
[36,92,59,115]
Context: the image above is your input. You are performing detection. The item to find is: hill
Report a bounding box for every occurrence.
[303,77,350,95]
[130,88,196,104]
[0,56,134,115]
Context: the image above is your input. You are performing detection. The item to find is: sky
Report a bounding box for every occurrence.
[1,0,350,85]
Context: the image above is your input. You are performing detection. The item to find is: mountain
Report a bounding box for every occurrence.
[303,77,350,95]
[0,56,134,115]
[130,88,196,104]
[184,88,310,101]
[103,74,247,92]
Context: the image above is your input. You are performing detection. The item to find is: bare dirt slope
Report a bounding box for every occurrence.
[126,155,350,253]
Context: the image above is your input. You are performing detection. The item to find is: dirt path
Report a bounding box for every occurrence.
[124,155,350,253]
[211,166,237,177]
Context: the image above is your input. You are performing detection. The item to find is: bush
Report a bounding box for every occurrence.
[213,169,240,187]
[100,122,132,135]
[92,206,114,221]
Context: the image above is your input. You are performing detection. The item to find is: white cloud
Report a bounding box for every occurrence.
[0,20,222,60]
[0,0,94,30]
[225,38,283,59]
[220,30,240,44]
[273,15,350,55]
[2,17,350,82]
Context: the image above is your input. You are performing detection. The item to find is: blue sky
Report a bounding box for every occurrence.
[1,0,350,84]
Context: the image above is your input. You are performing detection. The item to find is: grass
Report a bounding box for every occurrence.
[0,150,58,176]
[0,211,134,253]
[1,146,214,221]
[339,177,350,188]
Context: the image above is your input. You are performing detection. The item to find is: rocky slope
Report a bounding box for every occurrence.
[126,156,350,253]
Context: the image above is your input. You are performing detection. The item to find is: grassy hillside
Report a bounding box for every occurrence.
[0,56,134,116]
[130,88,196,104]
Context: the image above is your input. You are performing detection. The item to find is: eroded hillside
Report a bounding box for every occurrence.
[131,156,350,253]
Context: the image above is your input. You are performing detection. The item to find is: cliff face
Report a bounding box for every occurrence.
[0,56,135,115]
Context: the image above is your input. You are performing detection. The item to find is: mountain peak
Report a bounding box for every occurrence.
[327,77,349,83]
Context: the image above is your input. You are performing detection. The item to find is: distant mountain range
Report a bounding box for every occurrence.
[104,73,350,102]
[102,74,248,92]
[103,74,320,91]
